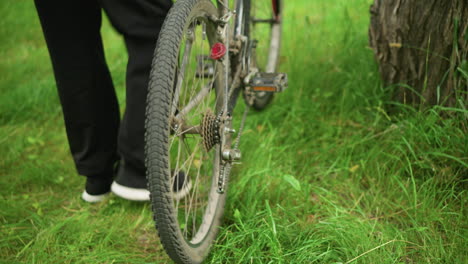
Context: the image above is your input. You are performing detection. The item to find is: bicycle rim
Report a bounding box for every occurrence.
[250,0,282,72]
[245,0,283,109]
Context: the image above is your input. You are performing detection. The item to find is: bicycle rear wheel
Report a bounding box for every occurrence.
[244,0,283,110]
[145,0,227,263]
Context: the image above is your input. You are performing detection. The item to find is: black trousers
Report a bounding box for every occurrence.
[35,0,172,179]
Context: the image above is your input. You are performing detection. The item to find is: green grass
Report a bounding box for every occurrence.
[1,0,467,263]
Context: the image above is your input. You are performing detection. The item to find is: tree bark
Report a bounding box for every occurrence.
[369,0,468,107]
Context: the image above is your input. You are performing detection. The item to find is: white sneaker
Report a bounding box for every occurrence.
[81,190,109,203]
[111,181,150,201]
[81,176,112,203]
[110,171,192,202]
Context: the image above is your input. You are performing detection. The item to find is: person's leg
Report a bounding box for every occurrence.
[34,0,120,201]
[100,0,172,200]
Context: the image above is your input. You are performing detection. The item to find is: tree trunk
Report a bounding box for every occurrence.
[369,0,468,107]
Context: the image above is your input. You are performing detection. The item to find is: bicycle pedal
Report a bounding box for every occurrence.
[195,55,215,78]
[249,72,288,92]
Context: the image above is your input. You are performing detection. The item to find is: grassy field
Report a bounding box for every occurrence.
[1,0,467,263]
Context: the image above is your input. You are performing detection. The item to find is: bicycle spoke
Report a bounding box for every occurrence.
[172,30,194,116]
[175,81,213,119]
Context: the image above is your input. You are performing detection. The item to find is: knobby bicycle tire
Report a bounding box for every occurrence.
[145,0,228,263]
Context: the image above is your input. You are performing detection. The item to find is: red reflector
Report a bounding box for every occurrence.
[210,42,226,60]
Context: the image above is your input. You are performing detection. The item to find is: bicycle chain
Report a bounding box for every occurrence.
[217,54,249,193]
[233,104,249,150]
[217,102,249,194]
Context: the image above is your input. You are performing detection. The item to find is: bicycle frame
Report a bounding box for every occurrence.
[211,0,284,192]
[208,0,247,193]
[216,0,245,34]
[214,0,243,115]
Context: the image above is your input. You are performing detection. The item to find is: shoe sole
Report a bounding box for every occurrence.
[82,191,109,203]
[111,181,150,201]
[111,179,192,201]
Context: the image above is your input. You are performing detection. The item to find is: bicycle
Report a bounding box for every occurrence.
[144,0,287,263]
